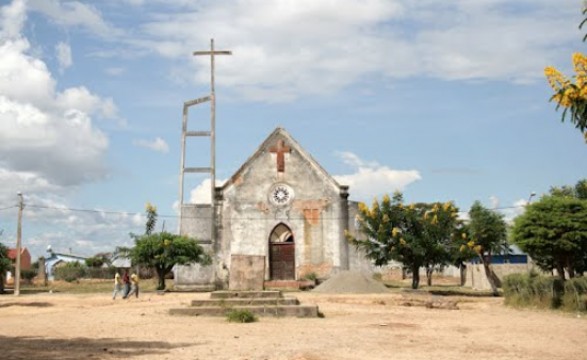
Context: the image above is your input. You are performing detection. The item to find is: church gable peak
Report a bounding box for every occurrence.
[221,127,343,192]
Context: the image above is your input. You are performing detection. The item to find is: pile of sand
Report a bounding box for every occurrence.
[312,271,389,294]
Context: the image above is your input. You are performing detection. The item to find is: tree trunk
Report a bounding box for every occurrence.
[411,265,420,289]
[566,257,575,279]
[0,275,4,294]
[480,256,499,296]
[156,268,166,291]
[426,266,433,286]
[459,263,467,286]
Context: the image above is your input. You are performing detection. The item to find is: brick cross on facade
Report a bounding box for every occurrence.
[269,139,291,172]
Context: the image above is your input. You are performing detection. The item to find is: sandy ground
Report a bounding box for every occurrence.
[0,290,586,360]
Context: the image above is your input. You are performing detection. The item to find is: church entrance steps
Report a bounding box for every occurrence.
[191,298,299,307]
[264,280,316,290]
[210,290,282,299]
[169,304,319,318]
[169,290,320,318]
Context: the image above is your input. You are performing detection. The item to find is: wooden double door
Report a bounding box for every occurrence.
[269,242,295,280]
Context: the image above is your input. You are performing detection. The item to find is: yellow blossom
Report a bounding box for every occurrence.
[461,233,467,239]
[399,238,407,246]
[392,227,400,237]
[573,52,587,88]
[459,245,466,252]
[146,202,157,213]
[382,194,391,205]
[544,66,570,92]
[467,240,475,248]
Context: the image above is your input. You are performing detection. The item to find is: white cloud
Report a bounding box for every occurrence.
[189,178,226,204]
[104,0,575,102]
[132,137,169,153]
[0,1,116,211]
[28,0,120,38]
[55,41,71,72]
[333,152,421,201]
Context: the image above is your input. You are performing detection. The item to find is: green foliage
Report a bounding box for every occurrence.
[85,256,106,268]
[503,273,587,312]
[0,242,11,293]
[0,242,11,274]
[303,272,318,281]
[467,201,508,258]
[348,192,460,289]
[128,203,211,290]
[145,202,157,235]
[20,269,37,281]
[226,309,258,323]
[54,265,86,282]
[511,195,587,279]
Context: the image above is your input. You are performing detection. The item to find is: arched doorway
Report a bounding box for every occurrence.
[269,223,295,280]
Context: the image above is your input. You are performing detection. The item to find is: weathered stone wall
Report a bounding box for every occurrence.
[219,130,345,281]
[228,255,265,290]
[174,204,216,290]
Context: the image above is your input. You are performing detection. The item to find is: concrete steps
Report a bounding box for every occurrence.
[191,298,299,307]
[169,290,320,318]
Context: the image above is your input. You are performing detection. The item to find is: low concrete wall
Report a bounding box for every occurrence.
[465,263,534,290]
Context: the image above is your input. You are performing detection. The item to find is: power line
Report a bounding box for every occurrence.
[0,205,17,211]
[21,203,529,221]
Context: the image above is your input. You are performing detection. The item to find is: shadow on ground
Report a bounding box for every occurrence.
[0,302,53,308]
[0,336,199,359]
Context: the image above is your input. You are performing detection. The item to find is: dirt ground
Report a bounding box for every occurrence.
[0,290,585,360]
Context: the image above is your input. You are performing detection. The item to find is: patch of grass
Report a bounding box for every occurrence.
[226,309,258,323]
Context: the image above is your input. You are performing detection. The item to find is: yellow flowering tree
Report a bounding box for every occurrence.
[348,192,460,289]
[544,54,587,141]
[544,5,587,142]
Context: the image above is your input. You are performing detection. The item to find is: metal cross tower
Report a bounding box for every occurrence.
[179,39,231,241]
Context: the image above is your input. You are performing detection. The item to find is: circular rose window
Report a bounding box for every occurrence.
[270,184,294,206]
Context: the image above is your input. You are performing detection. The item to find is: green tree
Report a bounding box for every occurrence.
[448,222,477,286]
[467,201,508,296]
[348,192,459,289]
[0,241,12,294]
[511,195,587,280]
[126,203,211,290]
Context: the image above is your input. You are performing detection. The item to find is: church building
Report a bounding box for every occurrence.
[175,127,372,290]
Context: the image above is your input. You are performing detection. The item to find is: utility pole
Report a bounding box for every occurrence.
[14,192,23,297]
[179,39,231,244]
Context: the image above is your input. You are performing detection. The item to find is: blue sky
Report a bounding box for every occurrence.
[0,0,586,259]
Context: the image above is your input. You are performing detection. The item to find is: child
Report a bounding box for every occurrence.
[112,272,123,300]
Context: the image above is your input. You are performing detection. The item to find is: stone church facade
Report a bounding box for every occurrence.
[175,127,372,290]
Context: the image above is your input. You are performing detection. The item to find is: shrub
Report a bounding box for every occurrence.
[503,272,582,311]
[54,266,86,282]
[86,266,117,279]
[562,277,587,312]
[226,309,257,323]
[20,269,37,282]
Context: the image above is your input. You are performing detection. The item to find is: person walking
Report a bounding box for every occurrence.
[122,270,131,298]
[112,272,123,300]
[125,272,140,299]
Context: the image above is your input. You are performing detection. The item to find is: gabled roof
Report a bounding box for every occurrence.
[7,248,29,260]
[221,127,345,192]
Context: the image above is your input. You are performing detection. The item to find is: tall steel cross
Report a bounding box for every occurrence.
[192,39,232,205]
[269,139,291,172]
